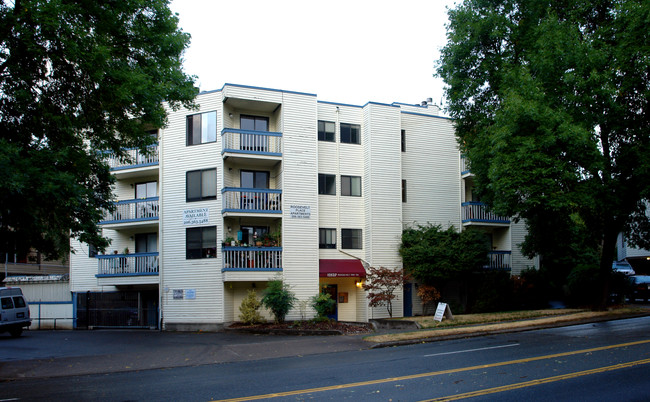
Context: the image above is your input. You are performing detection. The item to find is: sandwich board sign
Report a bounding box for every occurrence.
[433,302,453,322]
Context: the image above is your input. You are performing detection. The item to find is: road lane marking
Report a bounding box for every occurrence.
[214,339,650,402]
[423,357,650,401]
[424,343,519,357]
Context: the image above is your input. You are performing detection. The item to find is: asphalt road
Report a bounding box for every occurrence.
[2,316,650,401]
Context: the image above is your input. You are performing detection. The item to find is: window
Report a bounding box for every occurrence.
[88,244,97,258]
[318,121,335,142]
[340,123,360,144]
[342,229,362,249]
[186,226,216,259]
[240,115,269,131]
[401,129,406,152]
[318,174,336,195]
[319,228,336,249]
[341,176,361,196]
[240,115,270,152]
[136,233,158,253]
[1,297,14,310]
[402,179,407,203]
[187,169,217,202]
[240,170,269,189]
[241,226,269,246]
[136,181,157,199]
[187,111,217,145]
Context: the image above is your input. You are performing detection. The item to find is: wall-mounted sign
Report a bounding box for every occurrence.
[183,208,209,225]
[290,205,311,219]
[173,289,184,300]
[185,289,196,300]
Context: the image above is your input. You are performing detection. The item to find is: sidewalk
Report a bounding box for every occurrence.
[2,309,649,381]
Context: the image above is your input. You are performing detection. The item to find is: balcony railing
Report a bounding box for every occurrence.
[97,252,159,276]
[222,188,282,214]
[460,155,470,175]
[105,145,159,171]
[485,251,511,270]
[221,128,282,156]
[222,247,282,271]
[462,202,510,224]
[101,197,159,224]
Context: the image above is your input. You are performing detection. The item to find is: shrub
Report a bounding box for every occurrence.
[238,290,264,325]
[565,264,603,308]
[417,284,441,316]
[311,292,335,322]
[261,279,297,323]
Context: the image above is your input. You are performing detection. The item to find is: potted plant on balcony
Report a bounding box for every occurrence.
[262,233,272,247]
[224,237,235,248]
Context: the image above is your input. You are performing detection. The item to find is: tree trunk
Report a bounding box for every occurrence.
[598,227,618,310]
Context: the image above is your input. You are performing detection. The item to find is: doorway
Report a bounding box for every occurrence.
[322,284,338,320]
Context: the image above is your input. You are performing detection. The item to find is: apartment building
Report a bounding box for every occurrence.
[69,84,534,330]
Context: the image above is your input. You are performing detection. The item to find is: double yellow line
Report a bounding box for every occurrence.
[217,339,650,402]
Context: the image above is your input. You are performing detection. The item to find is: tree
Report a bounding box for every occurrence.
[363,266,410,318]
[261,279,297,323]
[437,0,650,307]
[0,0,197,259]
[399,224,490,285]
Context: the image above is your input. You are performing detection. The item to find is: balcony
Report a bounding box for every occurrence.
[221,128,282,164]
[485,251,511,271]
[460,155,472,177]
[222,247,282,281]
[100,197,159,229]
[221,188,282,216]
[105,145,159,179]
[96,252,159,286]
[462,202,510,226]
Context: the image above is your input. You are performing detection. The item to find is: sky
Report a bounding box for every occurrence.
[169,0,459,108]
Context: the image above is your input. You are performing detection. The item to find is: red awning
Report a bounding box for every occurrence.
[319,259,366,278]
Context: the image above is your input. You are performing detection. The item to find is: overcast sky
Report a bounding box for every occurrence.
[169,0,458,108]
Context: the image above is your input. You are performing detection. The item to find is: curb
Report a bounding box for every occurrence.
[366,312,650,349]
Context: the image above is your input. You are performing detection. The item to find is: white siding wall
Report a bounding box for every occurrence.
[510,220,535,275]
[281,92,319,320]
[363,103,404,319]
[401,114,461,230]
[160,90,223,327]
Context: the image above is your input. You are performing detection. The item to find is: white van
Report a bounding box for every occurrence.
[0,287,31,337]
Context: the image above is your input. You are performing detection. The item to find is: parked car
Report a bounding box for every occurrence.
[612,260,635,276]
[0,287,31,337]
[629,275,650,303]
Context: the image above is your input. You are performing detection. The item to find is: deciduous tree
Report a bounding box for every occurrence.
[399,224,490,285]
[363,266,410,318]
[0,0,197,259]
[437,0,650,307]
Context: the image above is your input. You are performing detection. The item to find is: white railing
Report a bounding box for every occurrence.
[462,202,510,224]
[486,251,511,270]
[102,198,159,223]
[460,155,470,174]
[105,145,159,170]
[97,253,159,276]
[222,188,282,213]
[222,247,282,270]
[221,129,282,155]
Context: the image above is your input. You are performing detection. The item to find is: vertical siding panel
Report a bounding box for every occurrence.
[281,92,320,320]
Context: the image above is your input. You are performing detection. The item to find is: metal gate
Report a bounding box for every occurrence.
[76,290,158,329]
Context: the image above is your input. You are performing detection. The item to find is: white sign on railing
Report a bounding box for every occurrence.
[183,208,209,225]
[290,205,310,219]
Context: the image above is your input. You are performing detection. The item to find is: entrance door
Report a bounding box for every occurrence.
[322,284,338,320]
[403,282,413,317]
